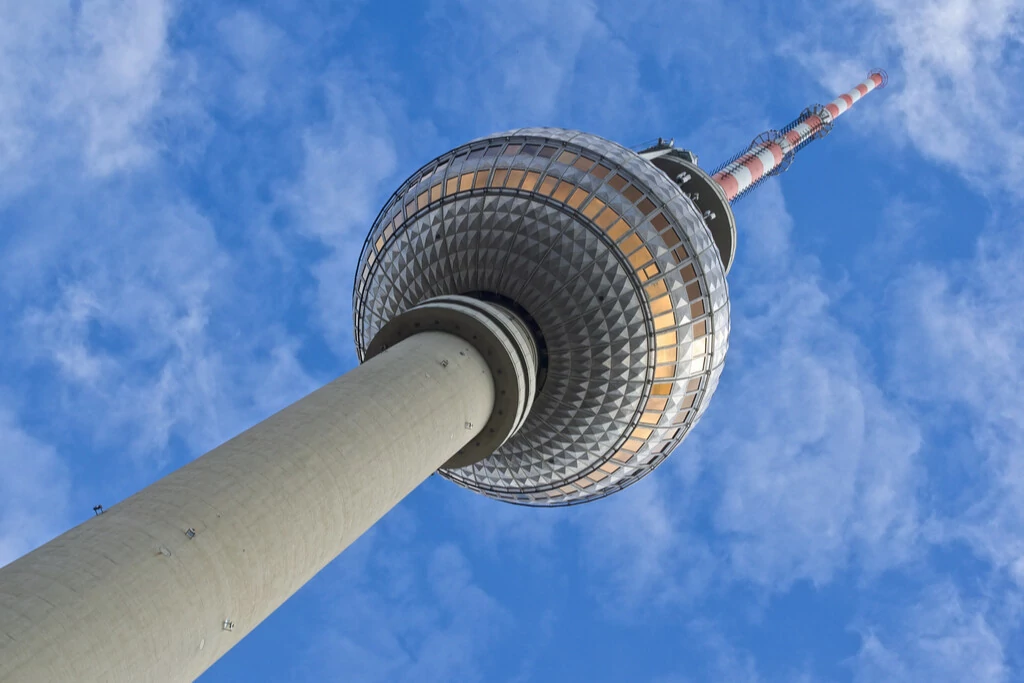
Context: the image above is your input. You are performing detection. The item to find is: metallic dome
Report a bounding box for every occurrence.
[353,128,731,505]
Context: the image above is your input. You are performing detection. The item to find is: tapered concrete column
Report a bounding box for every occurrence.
[0,300,536,682]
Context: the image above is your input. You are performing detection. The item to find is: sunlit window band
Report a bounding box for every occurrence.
[353,129,730,505]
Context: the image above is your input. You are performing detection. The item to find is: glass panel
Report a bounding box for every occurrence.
[656,331,677,346]
[654,311,676,330]
[629,247,653,269]
[620,233,642,253]
[686,378,702,392]
[607,221,629,240]
[623,185,643,202]
[672,246,689,263]
[608,174,629,191]
[690,300,706,317]
[645,280,668,298]
[648,397,669,410]
[522,144,541,156]
[583,197,605,219]
[573,156,596,172]
[661,228,681,248]
[652,382,672,396]
[593,164,612,179]
[640,411,661,425]
[656,347,677,363]
[430,183,442,202]
[681,263,697,281]
[502,144,522,156]
[553,181,574,202]
[506,169,525,188]
[567,187,589,208]
[538,176,558,196]
[523,171,541,191]
[693,320,707,337]
[538,145,558,158]
[637,198,656,215]
[557,150,577,165]
[655,364,675,378]
[686,281,703,300]
[491,168,510,187]
[445,177,458,195]
[459,172,474,192]
[599,462,619,474]
[473,171,489,188]
[650,295,673,315]
[651,213,670,231]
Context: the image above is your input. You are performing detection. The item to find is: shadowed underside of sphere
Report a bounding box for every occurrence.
[353,128,731,506]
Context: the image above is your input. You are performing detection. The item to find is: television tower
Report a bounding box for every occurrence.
[0,71,886,682]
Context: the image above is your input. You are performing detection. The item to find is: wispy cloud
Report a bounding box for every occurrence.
[0,403,70,567]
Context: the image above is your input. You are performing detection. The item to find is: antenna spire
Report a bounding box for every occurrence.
[712,69,888,203]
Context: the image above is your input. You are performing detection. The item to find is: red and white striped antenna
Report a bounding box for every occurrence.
[711,69,888,203]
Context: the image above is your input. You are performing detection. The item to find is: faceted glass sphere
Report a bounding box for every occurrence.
[353,128,730,505]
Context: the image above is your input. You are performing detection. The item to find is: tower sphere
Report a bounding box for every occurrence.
[353,128,731,505]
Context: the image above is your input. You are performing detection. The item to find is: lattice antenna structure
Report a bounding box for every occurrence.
[712,69,888,203]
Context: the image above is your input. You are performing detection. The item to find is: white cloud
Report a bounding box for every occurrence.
[0,404,71,567]
[888,220,1024,588]
[852,582,1008,682]
[0,0,182,186]
[678,185,923,591]
[784,0,1024,195]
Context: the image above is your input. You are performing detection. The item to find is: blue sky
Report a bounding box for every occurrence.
[1,0,1023,680]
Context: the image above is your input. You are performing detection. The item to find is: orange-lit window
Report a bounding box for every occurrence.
[491,168,510,187]
[612,450,632,463]
[538,176,558,196]
[577,478,594,488]
[505,169,525,189]
[654,364,675,379]
[553,181,574,202]
[656,347,677,363]
[640,411,661,426]
[690,300,706,317]
[693,320,708,337]
[661,228,681,249]
[417,191,429,210]
[523,171,541,191]
[557,150,576,165]
[600,462,619,474]
[445,177,458,195]
[593,164,612,179]
[394,212,404,228]
[384,224,394,240]
[629,247,653,269]
[656,331,677,347]
[620,233,642,253]
[375,235,385,251]
[367,250,376,265]
[588,470,608,483]
[473,171,489,189]
[459,172,474,192]
[574,156,596,172]
[652,382,672,396]
[596,208,619,229]
[633,426,654,440]
[682,394,697,409]
[645,280,668,298]
[648,397,669,410]
[583,197,606,219]
[567,187,589,208]
[644,264,660,279]
[623,438,645,452]
[430,183,442,202]
[654,311,676,330]
[607,221,630,241]
[650,295,673,315]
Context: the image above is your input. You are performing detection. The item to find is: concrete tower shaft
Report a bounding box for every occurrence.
[0,298,537,683]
